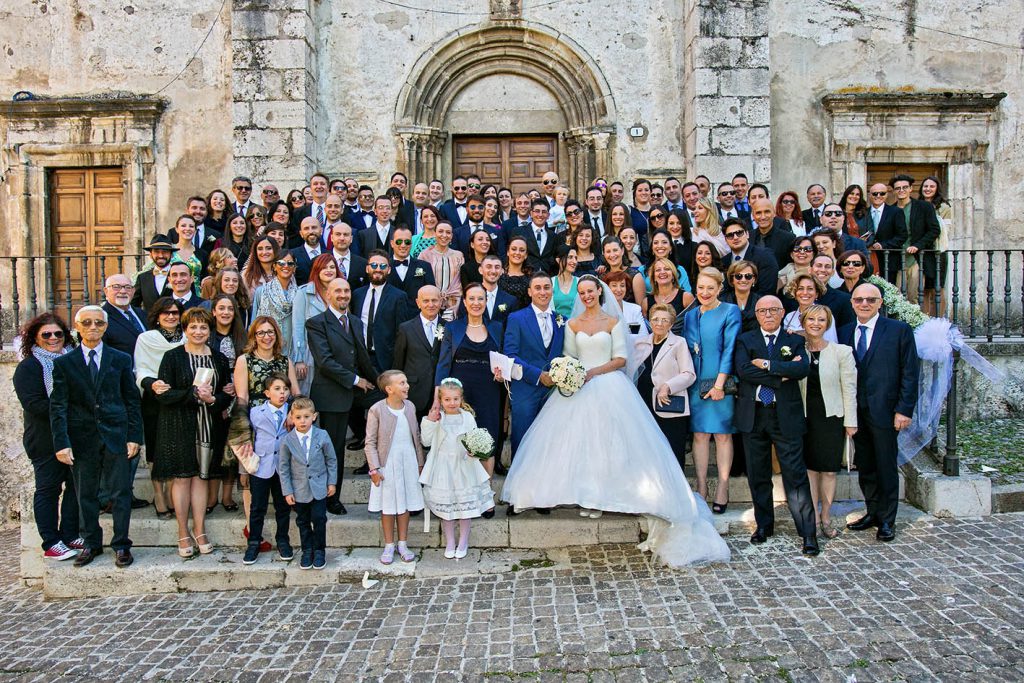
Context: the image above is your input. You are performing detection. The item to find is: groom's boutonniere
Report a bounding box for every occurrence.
[555,315,566,328]
[779,345,793,359]
[414,267,425,277]
[434,324,445,341]
[497,303,508,313]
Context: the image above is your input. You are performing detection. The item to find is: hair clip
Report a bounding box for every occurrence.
[440,377,463,388]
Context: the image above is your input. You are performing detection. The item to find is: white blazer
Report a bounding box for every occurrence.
[799,341,858,428]
[632,332,697,418]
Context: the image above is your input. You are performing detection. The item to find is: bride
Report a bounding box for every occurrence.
[501,275,731,567]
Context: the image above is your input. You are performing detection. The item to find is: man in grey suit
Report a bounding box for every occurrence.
[392,285,444,420]
[278,396,338,570]
[306,277,380,516]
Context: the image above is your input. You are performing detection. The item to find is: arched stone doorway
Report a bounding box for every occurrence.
[394,23,616,193]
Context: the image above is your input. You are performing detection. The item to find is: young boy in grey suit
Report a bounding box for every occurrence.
[279,396,338,570]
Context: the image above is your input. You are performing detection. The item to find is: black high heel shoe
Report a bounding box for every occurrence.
[711,502,728,515]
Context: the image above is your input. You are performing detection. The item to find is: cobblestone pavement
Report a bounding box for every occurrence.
[2,514,1023,682]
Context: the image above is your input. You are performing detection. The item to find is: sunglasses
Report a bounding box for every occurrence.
[393,239,412,246]
[159,310,180,317]
[368,263,389,270]
[468,183,481,189]
[718,190,736,196]
[262,189,278,195]
[732,273,755,281]
[542,180,558,185]
[781,199,796,205]
[870,191,888,197]
[565,209,582,217]
[650,214,666,220]
[276,260,297,267]
[453,185,468,191]
[852,297,881,304]
[78,319,107,328]
[724,231,746,239]
[841,260,865,267]
[594,182,607,188]
[234,186,252,192]
[792,246,815,253]
[821,210,844,217]
[467,204,484,210]
[40,330,65,340]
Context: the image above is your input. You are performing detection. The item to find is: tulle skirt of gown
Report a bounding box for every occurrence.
[501,371,731,567]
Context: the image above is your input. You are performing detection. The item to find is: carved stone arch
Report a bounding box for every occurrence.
[395,23,616,192]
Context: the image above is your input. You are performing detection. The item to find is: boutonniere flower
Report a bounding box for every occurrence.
[555,315,566,328]
[414,267,425,277]
[434,324,445,341]
[779,346,793,358]
[693,342,701,356]
[489,233,498,240]
[497,303,508,313]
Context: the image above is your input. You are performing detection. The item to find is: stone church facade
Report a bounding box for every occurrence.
[0,0,1019,287]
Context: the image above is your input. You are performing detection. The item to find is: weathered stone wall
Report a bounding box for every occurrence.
[0,354,32,530]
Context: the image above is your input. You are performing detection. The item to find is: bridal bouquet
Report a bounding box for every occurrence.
[460,427,495,460]
[549,356,586,397]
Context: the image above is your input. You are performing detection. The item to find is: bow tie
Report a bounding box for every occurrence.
[153,269,167,276]
[455,202,466,207]
[394,259,409,267]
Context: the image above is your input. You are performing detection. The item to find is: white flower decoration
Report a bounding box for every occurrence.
[555,315,565,328]
[779,345,793,358]
[414,267,425,277]
[497,303,508,313]
[434,324,445,341]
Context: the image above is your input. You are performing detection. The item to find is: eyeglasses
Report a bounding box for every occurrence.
[542,180,558,186]
[870,191,888,197]
[255,330,276,338]
[468,183,481,189]
[594,181,607,188]
[718,190,735,196]
[368,263,389,270]
[159,310,180,317]
[40,330,65,340]
[893,185,912,192]
[393,239,412,246]
[467,204,484,210]
[781,199,796,205]
[841,260,865,267]
[852,297,881,304]
[651,192,664,199]
[275,260,296,268]
[106,284,134,291]
[234,185,252,192]
[755,307,784,315]
[792,246,815,253]
[821,210,844,217]
[732,273,755,281]
[650,214,666,221]
[565,209,582,217]
[453,185,468,191]
[78,319,107,328]
[724,231,746,239]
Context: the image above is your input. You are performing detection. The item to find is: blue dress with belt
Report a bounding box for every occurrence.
[683,302,741,434]
[435,318,504,458]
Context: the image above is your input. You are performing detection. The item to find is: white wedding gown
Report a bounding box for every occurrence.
[501,321,731,567]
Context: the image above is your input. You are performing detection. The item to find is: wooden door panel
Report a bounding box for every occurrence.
[94,194,123,226]
[453,135,557,195]
[55,195,86,227]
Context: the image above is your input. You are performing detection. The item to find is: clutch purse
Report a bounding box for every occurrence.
[658,394,688,413]
[698,376,738,396]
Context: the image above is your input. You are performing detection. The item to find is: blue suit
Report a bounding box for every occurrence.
[839,316,919,526]
[439,199,469,229]
[504,306,565,457]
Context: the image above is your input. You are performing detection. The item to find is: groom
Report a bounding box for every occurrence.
[504,272,565,514]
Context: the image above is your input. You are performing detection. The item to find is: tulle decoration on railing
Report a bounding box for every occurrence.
[897,317,1006,464]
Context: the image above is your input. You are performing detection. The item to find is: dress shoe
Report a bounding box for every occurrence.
[131,497,150,510]
[73,547,102,568]
[353,463,370,474]
[876,522,896,542]
[536,508,551,515]
[493,462,509,476]
[506,505,518,517]
[346,439,365,452]
[846,514,878,531]
[481,508,495,519]
[100,502,113,514]
[749,526,774,545]
[327,502,348,516]
[115,549,134,567]
[801,536,820,556]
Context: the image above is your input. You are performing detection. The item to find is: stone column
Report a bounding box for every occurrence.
[395,127,446,185]
[682,0,771,188]
[232,1,318,190]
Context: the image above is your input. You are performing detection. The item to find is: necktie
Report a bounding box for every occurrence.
[592,215,601,233]
[814,208,821,220]
[520,221,529,229]
[487,290,495,316]
[338,314,348,333]
[367,288,376,352]
[338,258,347,279]
[125,311,143,333]
[302,434,310,463]
[757,335,776,405]
[535,228,543,244]
[316,204,326,229]
[873,209,881,229]
[426,320,435,343]
[539,312,551,346]
[88,349,99,384]
[274,409,283,433]
[855,324,868,361]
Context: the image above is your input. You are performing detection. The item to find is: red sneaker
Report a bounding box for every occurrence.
[242,527,272,552]
[44,541,77,561]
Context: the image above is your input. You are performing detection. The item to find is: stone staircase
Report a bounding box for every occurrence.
[20,458,913,599]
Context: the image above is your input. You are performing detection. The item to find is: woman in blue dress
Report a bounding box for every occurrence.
[435,283,504,493]
[684,267,741,514]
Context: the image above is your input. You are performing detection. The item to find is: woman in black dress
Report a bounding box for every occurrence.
[799,305,858,540]
[155,308,231,557]
[460,229,493,287]
[206,294,245,512]
[13,312,80,560]
[434,283,505,490]
[499,235,532,307]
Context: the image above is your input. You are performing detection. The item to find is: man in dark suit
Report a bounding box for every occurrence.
[750,198,796,268]
[168,196,222,251]
[839,283,919,542]
[166,262,204,311]
[818,203,869,254]
[388,172,416,230]
[50,305,143,568]
[387,226,435,301]
[511,199,557,275]
[101,274,148,358]
[720,218,779,297]
[501,192,533,236]
[356,195,398,257]
[801,184,828,230]
[131,235,177,311]
[392,285,444,420]
[344,185,377,241]
[863,183,909,282]
[734,295,818,556]
[440,175,471,229]
[327,222,369,291]
[305,278,380,516]
[716,182,752,228]
[454,194,508,257]
[290,216,325,286]
[288,172,330,239]
[582,186,610,240]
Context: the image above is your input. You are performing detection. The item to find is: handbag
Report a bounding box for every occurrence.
[698,375,738,397]
[658,394,688,414]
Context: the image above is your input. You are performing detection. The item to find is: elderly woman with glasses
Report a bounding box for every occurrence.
[252,252,298,355]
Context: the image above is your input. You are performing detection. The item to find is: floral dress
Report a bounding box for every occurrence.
[246,354,289,408]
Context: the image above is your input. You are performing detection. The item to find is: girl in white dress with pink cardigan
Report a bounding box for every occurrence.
[364,370,425,565]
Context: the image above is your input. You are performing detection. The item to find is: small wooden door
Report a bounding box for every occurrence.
[866,163,947,204]
[50,167,126,307]
[453,136,557,196]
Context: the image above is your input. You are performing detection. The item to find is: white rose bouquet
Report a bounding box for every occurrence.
[459,427,495,460]
[549,356,586,397]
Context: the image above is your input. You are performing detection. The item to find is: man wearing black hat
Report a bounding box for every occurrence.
[131,235,179,312]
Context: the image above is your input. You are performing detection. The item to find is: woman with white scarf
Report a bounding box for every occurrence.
[251,252,297,357]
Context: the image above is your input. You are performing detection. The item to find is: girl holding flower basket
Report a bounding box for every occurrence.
[420,378,495,559]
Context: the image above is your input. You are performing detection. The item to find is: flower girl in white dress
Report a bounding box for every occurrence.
[420,378,495,559]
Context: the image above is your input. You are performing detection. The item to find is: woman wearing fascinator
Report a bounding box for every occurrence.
[501,274,730,567]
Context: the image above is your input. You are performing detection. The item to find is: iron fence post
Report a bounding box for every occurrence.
[944,348,960,476]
